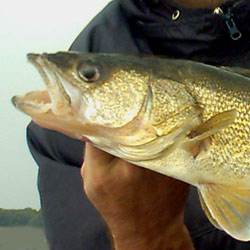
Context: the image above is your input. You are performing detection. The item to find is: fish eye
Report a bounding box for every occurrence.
[78,64,100,82]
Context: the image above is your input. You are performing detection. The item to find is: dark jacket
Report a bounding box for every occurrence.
[27,0,250,249]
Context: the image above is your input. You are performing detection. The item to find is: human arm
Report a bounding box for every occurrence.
[81,143,194,250]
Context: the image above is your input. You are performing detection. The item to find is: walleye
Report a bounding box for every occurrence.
[12,52,250,241]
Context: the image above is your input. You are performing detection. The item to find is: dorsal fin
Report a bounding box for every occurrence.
[221,67,250,78]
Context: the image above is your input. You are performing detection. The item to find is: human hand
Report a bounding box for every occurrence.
[81,142,194,250]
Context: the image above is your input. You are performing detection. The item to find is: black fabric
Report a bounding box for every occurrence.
[120,0,250,65]
[27,0,250,249]
[27,123,110,250]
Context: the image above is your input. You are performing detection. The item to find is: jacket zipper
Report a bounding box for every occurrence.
[214,6,242,41]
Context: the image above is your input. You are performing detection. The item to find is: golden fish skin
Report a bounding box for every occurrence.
[12,52,250,241]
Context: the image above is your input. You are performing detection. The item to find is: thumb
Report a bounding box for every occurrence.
[84,142,115,165]
[82,142,116,180]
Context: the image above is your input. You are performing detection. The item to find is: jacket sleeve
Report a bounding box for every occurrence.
[69,1,140,54]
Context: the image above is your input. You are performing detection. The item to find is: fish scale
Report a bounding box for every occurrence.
[184,75,250,178]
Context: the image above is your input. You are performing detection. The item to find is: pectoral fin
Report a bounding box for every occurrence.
[117,116,200,162]
[198,184,250,241]
[182,110,237,158]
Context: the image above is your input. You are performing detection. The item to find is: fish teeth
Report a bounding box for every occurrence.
[56,73,82,110]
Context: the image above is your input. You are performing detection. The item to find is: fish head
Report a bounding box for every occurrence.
[12,52,151,141]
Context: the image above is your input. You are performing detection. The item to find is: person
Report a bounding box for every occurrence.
[27,0,250,249]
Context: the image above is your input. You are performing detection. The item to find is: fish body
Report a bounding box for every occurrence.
[12,52,250,241]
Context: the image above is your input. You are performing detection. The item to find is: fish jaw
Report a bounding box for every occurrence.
[27,53,75,116]
[12,89,51,116]
[12,53,86,139]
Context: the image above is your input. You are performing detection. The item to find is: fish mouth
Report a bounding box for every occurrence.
[12,53,73,117]
[12,89,52,115]
[12,53,86,139]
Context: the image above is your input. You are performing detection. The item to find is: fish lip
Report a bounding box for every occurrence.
[11,95,18,107]
[27,53,51,88]
[27,53,58,88]
[27,53,72,115]
[27,53,40,61]
[12,89,52,115]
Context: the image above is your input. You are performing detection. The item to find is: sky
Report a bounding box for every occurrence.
[0,0,110,209]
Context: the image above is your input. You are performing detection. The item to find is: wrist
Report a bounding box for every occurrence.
[107,217,194,250]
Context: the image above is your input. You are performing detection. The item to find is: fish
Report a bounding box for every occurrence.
[12,51,250,241]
